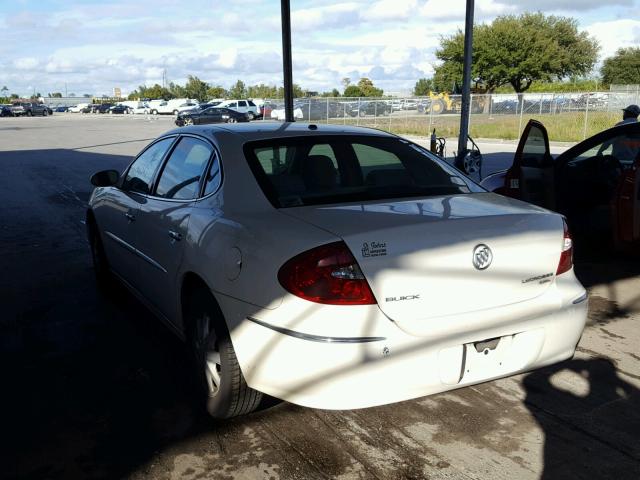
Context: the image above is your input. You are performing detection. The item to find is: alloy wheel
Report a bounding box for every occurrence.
[194,313,222,396]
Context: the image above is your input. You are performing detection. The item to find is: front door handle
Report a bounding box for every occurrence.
[168,230,182,242]
[125,212,136,222]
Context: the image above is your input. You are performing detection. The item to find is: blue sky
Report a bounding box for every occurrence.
[1,0,639,97]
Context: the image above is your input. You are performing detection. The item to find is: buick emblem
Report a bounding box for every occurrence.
[472,244,493,270]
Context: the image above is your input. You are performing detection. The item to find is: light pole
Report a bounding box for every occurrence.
[455,0,474,170]
[280,0,294,122]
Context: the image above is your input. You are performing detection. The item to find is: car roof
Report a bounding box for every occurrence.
[165,121,398,142]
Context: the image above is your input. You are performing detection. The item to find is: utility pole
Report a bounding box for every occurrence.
[280,0,294,122]
[65,82,68,97]
[455,0,475,171]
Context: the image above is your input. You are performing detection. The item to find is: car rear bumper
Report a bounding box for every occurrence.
[224,277,588,410]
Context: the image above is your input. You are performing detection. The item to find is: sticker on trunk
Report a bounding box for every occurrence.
[362,241,387,257]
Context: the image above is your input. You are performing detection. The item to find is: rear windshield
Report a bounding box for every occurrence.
[244,135,483,207]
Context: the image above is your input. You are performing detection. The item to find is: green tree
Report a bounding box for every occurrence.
[142,84,173,99]
[229,80,247,99]
[601,47,640,85]
[184,75,209,101]
[276,83,304,98]
[10,93,19,99]
[435,13,599,93]
[357,78,383,97]
[207,85,228,99]
[343,85,364,97]
[247,83,278,99]
[168,82,185,98]
[321,88,340,97]
[414,78,434,96]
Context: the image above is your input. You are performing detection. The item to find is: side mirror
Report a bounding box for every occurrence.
[90,169,120,187]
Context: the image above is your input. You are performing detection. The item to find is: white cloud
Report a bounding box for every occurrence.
[585,19,640,60]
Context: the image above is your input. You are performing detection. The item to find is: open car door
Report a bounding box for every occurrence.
[504,119,556,210]
[613,151,640,250]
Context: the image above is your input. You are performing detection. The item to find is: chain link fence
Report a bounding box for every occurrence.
[260,90,640,144]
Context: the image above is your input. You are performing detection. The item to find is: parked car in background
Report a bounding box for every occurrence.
[214,99,260,119]
[68,103,89,113]
[1,104,12,117]
[86,122,587,419]
[109,104,131,114]
[55,106,69,112]
[130,103,151,114]
[175,107,248,126]
[481,120,640,253]
[10,102,50,116]
[92,103,114,114]
[349,100,392,117]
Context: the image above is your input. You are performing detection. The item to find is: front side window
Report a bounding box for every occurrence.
[245,136,482,208]
[155,137,213,200]
[122,137,175,194]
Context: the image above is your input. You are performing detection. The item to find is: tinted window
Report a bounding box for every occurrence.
[123,137,175,194]
[239,101,247,107]
[521,125,550,167]
[228,101,237,108]
[248,101,256,106]
[155,137,212,200]
[203,152,222,196]
[245,136,482,208]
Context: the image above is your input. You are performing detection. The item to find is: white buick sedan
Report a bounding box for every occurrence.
[87,123,587,419]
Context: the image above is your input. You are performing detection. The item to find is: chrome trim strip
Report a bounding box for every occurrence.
[572,292,588,305]
[135,248,168,274]
[247,316,386,343]
[104,230,136,253]
[104,231,167,273]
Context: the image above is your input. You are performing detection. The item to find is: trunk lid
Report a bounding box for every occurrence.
[283,193,564,331]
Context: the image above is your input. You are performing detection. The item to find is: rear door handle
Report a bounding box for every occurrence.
[125,212,136,222]
[168,230,182,242]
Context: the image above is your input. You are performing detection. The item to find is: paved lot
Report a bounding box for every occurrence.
[1,114,639,480]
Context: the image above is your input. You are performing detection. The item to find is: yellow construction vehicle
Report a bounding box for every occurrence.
[427,84,488,115]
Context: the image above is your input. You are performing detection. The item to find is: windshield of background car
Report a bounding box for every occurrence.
[245,135,483,207]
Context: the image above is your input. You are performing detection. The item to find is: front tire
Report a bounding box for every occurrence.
[247,112,255,120]
[227,117,237,123]
[183,117,193,126]
[185,289,262,419]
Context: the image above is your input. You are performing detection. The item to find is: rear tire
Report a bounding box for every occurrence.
[185,288,263,419]
[227,117,237,123]
[247,112,255,120]
[151,109,158,115]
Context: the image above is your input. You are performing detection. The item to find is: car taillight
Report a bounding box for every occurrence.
[278,241,377,305]
[556,219,573,275]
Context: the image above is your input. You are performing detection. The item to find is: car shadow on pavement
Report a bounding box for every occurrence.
[523,358,640,480]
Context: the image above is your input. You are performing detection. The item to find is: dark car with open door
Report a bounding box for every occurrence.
[175,107,248,127]
[481,120,640,253]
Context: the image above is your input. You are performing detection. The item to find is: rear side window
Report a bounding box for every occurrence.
[248,101,256,106]
[245,135,482,207]
[155,137,213,200]
[123,137,175,194]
